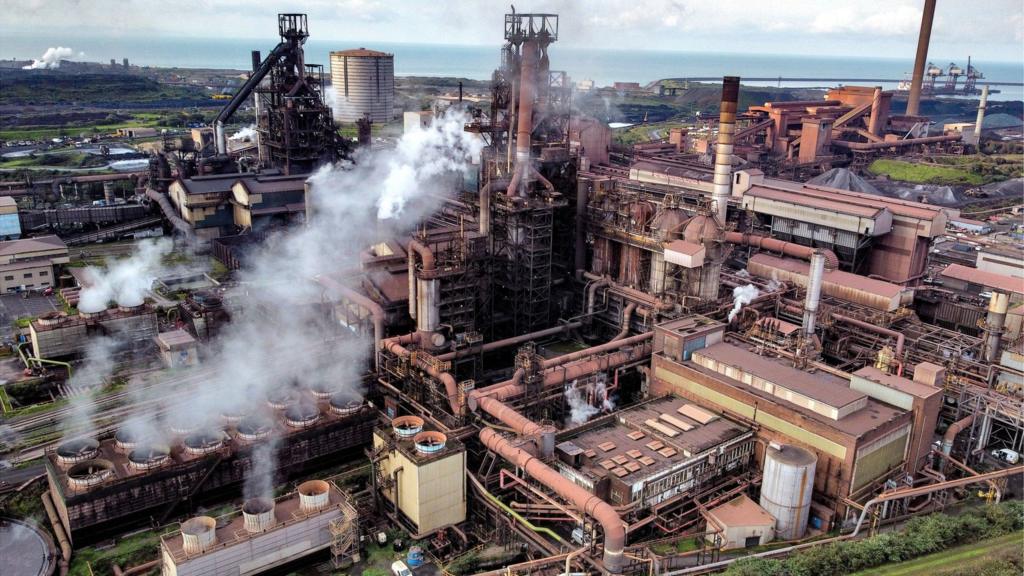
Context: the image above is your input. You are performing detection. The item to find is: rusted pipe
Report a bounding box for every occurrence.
[544,332,652,369]
[586,276,612,317]
[480,427,626,572]
[831,313,904,358]
[315,276,385,364]
[831,133,961,150]
[941,414,975,462]
[42,492,71,576]
[435,321,583,362]
[120,560,160,576]
[867,87,883,136]
[471,337,653,407]
[382,333,461,414]
[613,303,637,341]
[725,231,839,269]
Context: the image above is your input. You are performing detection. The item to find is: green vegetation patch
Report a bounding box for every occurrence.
[868,154,1023,186]
[70,529,167,576]
[849,530,1023,576]
[724,500,1024,576]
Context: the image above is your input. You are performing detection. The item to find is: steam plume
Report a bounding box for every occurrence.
[728,284,760,322]
[23,47,75,70]
[565,374,615,426]
[94,111,481,502]
[77,238,173,313]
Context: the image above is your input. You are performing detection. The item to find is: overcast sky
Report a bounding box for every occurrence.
[4,0,1023,61]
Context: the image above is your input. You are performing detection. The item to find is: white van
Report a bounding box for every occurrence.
[991,448,1020,464]
[391,561,413,576]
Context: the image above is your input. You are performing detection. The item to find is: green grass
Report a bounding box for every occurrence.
[69,529,167,576]
[849,530,1024,576]
[0,386,11,413]
[868,155,1023,186]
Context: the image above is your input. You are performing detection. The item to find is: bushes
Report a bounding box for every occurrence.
[725,501,1024,576]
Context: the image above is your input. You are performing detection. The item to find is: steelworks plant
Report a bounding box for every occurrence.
[12,5,1024,576]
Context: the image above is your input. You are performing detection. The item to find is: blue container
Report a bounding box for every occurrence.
[809,516,823,530]
[408,546,424,568]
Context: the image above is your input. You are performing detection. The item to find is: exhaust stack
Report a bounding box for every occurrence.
[298,480,331,514]
[181,516,217,555]
[242,498,276,533]
[972,85,989,145]
[712,76,740,224]
[802,251,826,337]
[906,0,937,116]
[984,291,1009,363]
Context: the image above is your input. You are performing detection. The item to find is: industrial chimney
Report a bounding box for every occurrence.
[984,291,1009,363]
[972,85,989,146]
[802,251,826,337]
[242,497,276,533]
[906,0,937,116]
[712,76,740,224]
[297,480,331,514]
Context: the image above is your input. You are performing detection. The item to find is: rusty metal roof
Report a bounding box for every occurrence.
[941,263,1024,296]
[746,185,884,218]
[749,253,906,300]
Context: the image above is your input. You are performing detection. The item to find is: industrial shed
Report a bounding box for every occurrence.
[704,494,775,549]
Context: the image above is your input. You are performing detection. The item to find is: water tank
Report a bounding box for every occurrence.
[760,443,816,540]
[330,48,395,123]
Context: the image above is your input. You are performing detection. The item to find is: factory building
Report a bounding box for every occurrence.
[939,264,1024,303]
[46,392,375,542]
[552,396,755,509]
[167,173,307,241]
[648,317,941,525]
[976,245,1024,279]
[330,49,395,123]
[0,235,67,293]
[160,481,359,576]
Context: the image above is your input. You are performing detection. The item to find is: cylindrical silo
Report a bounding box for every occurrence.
[759,443,816,540]
[330,48,395,123]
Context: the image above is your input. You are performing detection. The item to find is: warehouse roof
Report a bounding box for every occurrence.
[852,366,942,401]
[940,263,1024,296]
[695,343,867,409]
[561,396,750,486]
[0,235,66,257]
[746,185,885,219]
[749,253,907,300]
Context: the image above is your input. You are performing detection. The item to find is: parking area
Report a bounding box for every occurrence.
[0,293,61,336]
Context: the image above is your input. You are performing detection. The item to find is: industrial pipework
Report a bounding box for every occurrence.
[480,428,626,572]
[712,76,740,224]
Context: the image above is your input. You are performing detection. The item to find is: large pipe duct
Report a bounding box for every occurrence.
[867,86,884,136]
[984,291,1009,363]
[939,414,975,472]
[725,231,839,269]
[802,251,826,337]
[712,76,740,224]
[383,333,461,414]
[480,428,626,572]
[906,0,937,116]
[973,85,989,146]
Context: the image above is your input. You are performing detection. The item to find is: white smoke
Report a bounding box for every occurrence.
[728,284,760,322]
[77,238,173,313]
[91,111,481,500]
[22,46,75,70]
[565,374,615,426]
[63,336,120,437]
[229,125,257,141]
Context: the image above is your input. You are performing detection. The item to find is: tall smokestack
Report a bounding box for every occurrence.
[906,0,937,116]
[972,85,989,146]
[712,76,740,224]
[802,251,825,337]
[984,291,1008,363]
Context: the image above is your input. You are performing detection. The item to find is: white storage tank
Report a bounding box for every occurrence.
[759,443,816,540]
[330,48,395,123]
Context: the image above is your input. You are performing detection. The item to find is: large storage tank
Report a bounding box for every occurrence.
[330,48,394,123]
[759,443,816,540]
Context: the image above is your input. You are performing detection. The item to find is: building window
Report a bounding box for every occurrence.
[3,275,12,281]
[39,271,48,277]
[23,273,32,278]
